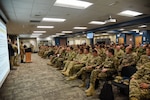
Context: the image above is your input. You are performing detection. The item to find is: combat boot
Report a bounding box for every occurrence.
[85,84,95,96]
[66,75,77,81]
[62,70,69,76]
[85,83,94,93]
[79,81,86,88]
[130,97,138,100]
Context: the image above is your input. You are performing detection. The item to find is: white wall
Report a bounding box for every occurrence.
[19,38,38,51]
[37,37,54,46]
[67,37,89,45]
[94,34,116,43]
[67,34,116,45]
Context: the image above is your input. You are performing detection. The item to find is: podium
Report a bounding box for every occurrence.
[25,48,32,63]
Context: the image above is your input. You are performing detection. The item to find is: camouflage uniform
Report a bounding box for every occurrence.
[136,55,150,70]
[73,55,103,82]
[118,53,136,74]
[53,50,66,68]
[90,56,118,86]
[62,53,84,72]
[69,53,92,76]
[129,62,150,100]
[97,48,106,61]
[136,47,146,61]
[115,49,124,64]
[20,43,25,62]
[12,44,19,66]
[62,53,91,76]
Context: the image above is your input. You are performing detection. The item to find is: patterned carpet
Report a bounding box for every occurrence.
[0,54,128,100]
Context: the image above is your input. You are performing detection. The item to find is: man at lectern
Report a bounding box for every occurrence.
[20,41,25,63]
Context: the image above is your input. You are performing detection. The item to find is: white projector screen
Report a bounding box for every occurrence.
[0,19,10,87]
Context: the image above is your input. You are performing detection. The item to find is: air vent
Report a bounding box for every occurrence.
[30,20,41,23]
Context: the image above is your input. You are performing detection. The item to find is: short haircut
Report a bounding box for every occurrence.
[85,47,90,52]
[92,49,97,53]
[80,48,84,53]
[108,48,114,55]
[70,46,73,50]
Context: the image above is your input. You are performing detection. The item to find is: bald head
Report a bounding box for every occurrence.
[116,46,121,51]
[125,46,132,54]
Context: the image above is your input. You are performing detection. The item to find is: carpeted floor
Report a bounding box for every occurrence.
[0,54,128,100]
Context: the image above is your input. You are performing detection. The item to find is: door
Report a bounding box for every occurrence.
[60,38,67,46]
[135,36,142,46]
[126,34,133,45]
[118,37,124,44]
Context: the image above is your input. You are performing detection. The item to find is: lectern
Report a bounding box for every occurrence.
[25,48,32,63]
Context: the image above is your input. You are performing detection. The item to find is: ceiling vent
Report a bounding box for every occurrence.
[30,20,41,23]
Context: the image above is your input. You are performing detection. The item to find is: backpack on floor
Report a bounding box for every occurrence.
[99,82,114,100]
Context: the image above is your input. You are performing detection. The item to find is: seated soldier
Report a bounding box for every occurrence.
[130,62,150,100]
[136,46,150,70]
[136,44,147,61]
[61,48,84,72]
[47,46,63,65]
[67,50,103,87]
[94,44,106,61]
[85,48,118,96]
[52,46,66,68]
[115,45,124,64]
[117,46,136,75]
[62,47,91,76]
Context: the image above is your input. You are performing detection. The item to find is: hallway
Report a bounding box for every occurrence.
[0,54,99,100]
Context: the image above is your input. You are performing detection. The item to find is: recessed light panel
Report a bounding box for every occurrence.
[118,10,143,17]
[54,0,93,9]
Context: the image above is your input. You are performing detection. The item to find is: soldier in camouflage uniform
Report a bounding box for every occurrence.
[115,45,125,64]
[85,48,118,96]
[118,46,136,74]
[47,46,62,65]
[95,44,106,61]
[61,48,84,72]
[67,50,103,87]
[62,47,91,76]
[53,47,67,69]
[136,44,147,61]
[136,47,150,70]
[20,41,25,63]
[129,62,150,100]
[12,40,19,66]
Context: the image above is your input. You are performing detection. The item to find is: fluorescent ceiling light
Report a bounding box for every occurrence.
[37,26,54,28]
[32,33,42,35]
[62,31,73,33]
[73,27,87,29]
[56,33,65,35]
[50,35,59,37]
[89,21,106,25]
[131,29,139,33]
[118,10,143,17]
[33,31,46,33]
[119,28,125,31]
[42,18,66,22]
[138,25,147,28]
[54,0,93,9]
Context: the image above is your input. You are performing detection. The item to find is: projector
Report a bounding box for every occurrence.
[105,18,117,23]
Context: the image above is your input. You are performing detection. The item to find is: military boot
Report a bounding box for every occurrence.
[130,97,138,100]
[85,83,94,93]
[79,81,86,88]
[85,83,95,96]
[66,75,77,81]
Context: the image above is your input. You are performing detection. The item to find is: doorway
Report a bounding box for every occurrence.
[118,37,124,44]
[135,36,142,46]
